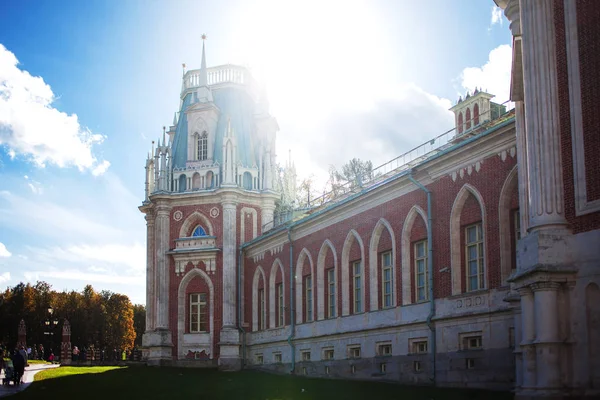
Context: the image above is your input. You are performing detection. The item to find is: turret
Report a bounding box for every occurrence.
[449,88,506,136]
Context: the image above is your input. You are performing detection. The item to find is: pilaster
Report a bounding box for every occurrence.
[219,195,241,371]
[520,0,568,232]
[145,213,156,331]
[518,287,537,391]
[142,202,173,363]
[531,282,562,392]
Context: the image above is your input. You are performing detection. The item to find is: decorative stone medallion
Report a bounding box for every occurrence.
[173,210,183,221]
[210,207,220,218]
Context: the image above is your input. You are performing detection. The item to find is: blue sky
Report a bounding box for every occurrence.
[0,0,512,305]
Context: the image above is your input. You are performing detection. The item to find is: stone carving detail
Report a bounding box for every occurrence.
[455,295,485,309]
[253,252,266,263]
[450,161,484,182]
[498,146,517,162]
[175,259,216,276]
[268,244,284,256]
[209,207,219,218]
[173,210,183,221]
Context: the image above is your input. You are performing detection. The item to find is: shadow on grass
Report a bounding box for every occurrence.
[10,366,513,400]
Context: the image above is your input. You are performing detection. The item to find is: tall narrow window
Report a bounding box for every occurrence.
[189,293,207,332]
[458,112,464,134]
[466,108,472,130]
[381,251,393,308]
[258,288,265,330]
[466,223,484,291]
[277,283,284,327]
[305,275,313,322]
[353,261,362,313]
[197,132,208,161]
[327,268,336,318]
[414,240,428,302]
[473,103,480,125]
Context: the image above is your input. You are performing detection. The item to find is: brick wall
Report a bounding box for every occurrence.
[244,151,517,329]
[555,0,600,233]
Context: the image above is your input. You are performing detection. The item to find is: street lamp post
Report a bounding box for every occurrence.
[43,306,59,360]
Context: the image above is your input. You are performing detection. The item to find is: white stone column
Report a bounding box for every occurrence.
[520,0,568,232]
[519,287,537,390]
[532,282,562,390]
[145,214,155,331]
[221,200,237,328]
[155,205,171,329]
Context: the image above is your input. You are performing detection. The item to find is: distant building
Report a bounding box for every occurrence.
[141,2,600,398]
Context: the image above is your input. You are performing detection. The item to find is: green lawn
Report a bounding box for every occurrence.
[11,366,512,400]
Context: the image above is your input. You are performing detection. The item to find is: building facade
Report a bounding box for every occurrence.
[141,2,600,398]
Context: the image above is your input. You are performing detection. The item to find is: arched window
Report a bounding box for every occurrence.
[473,103,480,126]
[243,172,253,190]
[178,174,186,192]
[465,108,471,130]
[197,132,208,161]
[206,171,214,189]
[458,112,464,134]
[192,225,207,237]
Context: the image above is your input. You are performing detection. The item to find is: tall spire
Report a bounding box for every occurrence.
[199,34,208,87]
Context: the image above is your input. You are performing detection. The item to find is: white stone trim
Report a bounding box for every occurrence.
[341,230,366,316]
[240,207,258,244]
[450,184,487,295]
[498,165,518,284]
[369,218,397,311]
[251,266,266,332]
[178,210,215,238]
[564,0,600,216]
[401,205,428,305]
[177,268,214,359]
[295,248,315,324]
[269,258,285,329]
[317,239,338,320]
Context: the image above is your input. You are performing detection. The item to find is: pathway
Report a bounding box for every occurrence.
[0,363,60,397]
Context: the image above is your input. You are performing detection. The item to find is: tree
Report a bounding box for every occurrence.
[132,304,146,347]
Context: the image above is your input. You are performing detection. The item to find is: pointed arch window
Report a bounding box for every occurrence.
[465,108,472,130]
[473,103,480,126]
[196,132,208,161]
[457,112,464,134]
[192,225,207,237]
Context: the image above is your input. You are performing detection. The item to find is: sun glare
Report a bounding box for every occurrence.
[227,0,393,184]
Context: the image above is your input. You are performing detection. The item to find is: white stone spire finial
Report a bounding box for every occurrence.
[151,140,155,157]
[162,126,166,146]
[200,34,208,87]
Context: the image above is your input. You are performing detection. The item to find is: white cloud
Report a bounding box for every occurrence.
[0,242,11,257]
[0,44,110,174]
[277,83,455,186]
[459,44,513,105]
[91,160,111,176]
[0,272,10,284]
[491,6,504,27]
[23,175,43,195]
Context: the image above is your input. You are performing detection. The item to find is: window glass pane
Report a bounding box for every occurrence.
[467,226,476,243]
[384,269,391,281]
[384,281,391,294]
[468,246,478,260]
[469,260,478,275]
[383,252,391,266]
[200,293,207,302]
[470,276,478,290]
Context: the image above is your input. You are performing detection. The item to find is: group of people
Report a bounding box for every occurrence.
[0,345,28,385]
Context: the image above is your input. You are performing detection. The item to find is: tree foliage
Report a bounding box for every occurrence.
[0,281,143,353]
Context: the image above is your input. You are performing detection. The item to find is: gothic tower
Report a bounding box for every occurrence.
[140,37,279,370]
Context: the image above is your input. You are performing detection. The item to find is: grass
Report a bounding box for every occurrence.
[10,366,513,400]
[26,360,52,365]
